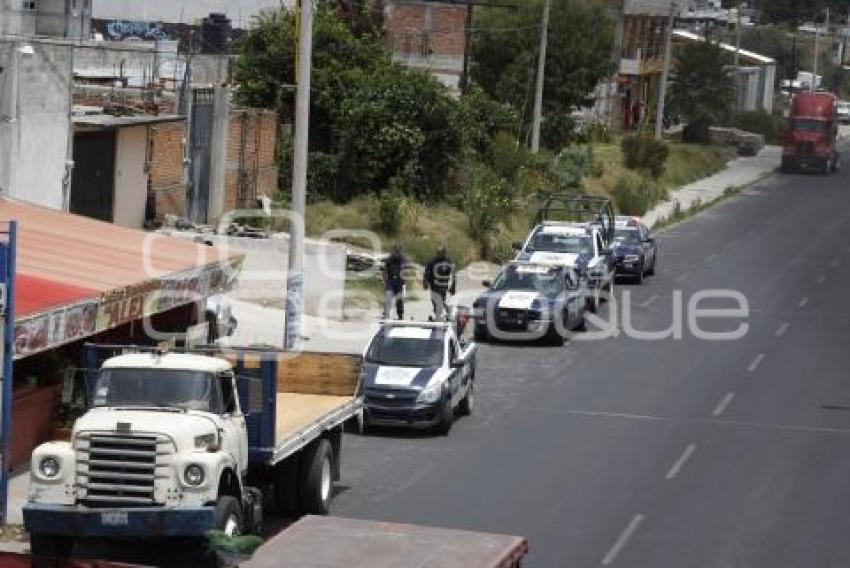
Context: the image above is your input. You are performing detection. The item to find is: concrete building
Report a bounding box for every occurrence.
[384,0,469,94]
[91,0,286,29]
[0,0,91,38]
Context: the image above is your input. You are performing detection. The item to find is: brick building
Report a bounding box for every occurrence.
[149,121,188,221]
[384,0,470,94]
[224,109,279,213]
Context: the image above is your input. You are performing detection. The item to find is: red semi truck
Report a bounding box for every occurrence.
[782,91,840,174]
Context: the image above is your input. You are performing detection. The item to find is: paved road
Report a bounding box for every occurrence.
[333,161,850,567]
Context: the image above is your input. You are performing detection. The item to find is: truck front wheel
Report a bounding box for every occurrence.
[300,439,334,515]
[30,533,73,560]
[214,495,244,537]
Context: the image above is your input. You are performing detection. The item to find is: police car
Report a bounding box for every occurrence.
[361,321,477,435]
[513,222,615,312]
[612,216,658,283]
[472,262,589,344]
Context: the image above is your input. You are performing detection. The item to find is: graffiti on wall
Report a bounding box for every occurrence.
[103,20,172,42]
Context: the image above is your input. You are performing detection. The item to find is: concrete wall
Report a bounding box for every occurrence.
[92,0,287,28]
[0,0,90,37]
[113,125,148,228]
[0,0,37,35]
[162,231,347,319]
[0,40,72,210]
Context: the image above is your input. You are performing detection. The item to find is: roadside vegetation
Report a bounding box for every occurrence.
[234,0,740,267]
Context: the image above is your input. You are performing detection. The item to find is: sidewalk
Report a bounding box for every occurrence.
[642,145,782,229]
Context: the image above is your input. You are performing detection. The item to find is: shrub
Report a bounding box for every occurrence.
[732,110,785,145]
[621,134,669,178]
[612,174,660,216]
[462,163,513,256]
[489,131,528,180]
[551,145,596,190]
[374,189,404,235]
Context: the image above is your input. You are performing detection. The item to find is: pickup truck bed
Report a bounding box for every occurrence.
[275,393,354,442]
[243,515,529,568]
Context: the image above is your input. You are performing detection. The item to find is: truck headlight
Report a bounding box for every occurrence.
[184,464,205,486]
[194,433,219,451]
[39,457,60,479]
[417,382,443,404]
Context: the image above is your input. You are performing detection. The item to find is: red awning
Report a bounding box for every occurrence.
[2,198,243,358]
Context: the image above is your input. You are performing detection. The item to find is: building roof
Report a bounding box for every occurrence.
[673,29,775,65]
[72,112,185,129]
[102,353,232,373]
[2,198,243,358]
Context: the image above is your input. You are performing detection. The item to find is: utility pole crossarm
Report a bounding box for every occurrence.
[531,0,550,153]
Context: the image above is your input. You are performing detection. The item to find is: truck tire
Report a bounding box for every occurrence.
[647,253,657,276]
[473,325,489,342]
[635,262,644,284]
[436,397,454,436]
[459,381,474,416]
[30,533,73,560]
[300,439,334,515]
[214,495,244,537]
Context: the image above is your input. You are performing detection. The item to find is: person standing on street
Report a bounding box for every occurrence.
[423,245,456,321]
[381,244,406,320]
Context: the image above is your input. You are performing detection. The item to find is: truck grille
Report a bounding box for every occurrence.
[364,388,418,409]
[76,433,171,507]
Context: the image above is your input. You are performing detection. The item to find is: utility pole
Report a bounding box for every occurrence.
[285,0,313,351]
[655,0,676,141]
[734,0,742,111]
[531,0,550,153]
[814,7,828,91]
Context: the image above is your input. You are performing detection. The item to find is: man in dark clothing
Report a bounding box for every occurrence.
[381,245,406,320]
[423,245,456,320]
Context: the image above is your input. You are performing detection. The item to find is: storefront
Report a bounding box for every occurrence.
[3,197,242,469]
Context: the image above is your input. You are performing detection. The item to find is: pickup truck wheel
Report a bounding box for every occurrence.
[30,533,73,559]
[459,381,474,416]
[301,439,334,515]
[647,253,657,276]
[635,262,644,284]
[214,495,243,537]
[436,397,454,436]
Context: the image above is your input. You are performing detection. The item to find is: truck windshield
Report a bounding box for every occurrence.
[531,233,592,254]
[793,119,827,133]
[366,337,444,368]
[492,267,563,298]
[93,368,219,412]
[614,229,641,244]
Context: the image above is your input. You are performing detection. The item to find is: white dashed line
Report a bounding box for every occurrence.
[675,271,691,283]
[775,322,789,337]
[747,354,765,373]
[639,294,659,309]
[601,515,645,566]
[798,297,809,308]
[712,392,735,417]
[816,274,826,285]
[665,444,697,480]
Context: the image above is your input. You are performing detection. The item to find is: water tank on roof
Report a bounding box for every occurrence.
[201,12,231,54]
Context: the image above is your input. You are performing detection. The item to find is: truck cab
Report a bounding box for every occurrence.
[782,91,840,174]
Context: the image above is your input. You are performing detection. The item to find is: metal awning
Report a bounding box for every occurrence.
[3,198,243,358]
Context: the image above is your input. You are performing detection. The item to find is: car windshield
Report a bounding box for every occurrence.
[366,335,444,367]
[531,232,593,254]
[793,119,827,133]
[492,267,563,298]
[93,368,219,412]
[614,229,641,245]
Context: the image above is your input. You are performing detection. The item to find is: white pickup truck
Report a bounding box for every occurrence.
[361,321,477,435]
[24,345,363,559]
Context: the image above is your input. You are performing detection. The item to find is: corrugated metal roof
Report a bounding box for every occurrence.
[673,29,776,65]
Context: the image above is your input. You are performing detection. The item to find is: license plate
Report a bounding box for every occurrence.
[101,511,128,526]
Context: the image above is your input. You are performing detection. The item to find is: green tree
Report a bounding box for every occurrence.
[234,6,462,202]
[470,0,616,150]
[669,42,735,143]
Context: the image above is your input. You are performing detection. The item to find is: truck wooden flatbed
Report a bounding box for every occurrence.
[242,515,529,568]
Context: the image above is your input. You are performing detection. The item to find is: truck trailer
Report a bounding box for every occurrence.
[23,344,363,559]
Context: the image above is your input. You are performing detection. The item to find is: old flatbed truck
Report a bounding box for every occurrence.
[23,344,363,558]
[242,515,529,568]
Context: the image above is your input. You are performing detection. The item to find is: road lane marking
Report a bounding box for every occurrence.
[747,354,765,373]
[665,444,697,480]
[601,515,645,566]
[675,271,691,283]
[816,274,826,285]
[639,294,659,309]
[712,392,735,417]
[798,297,809,308]
[775,322,789,337]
